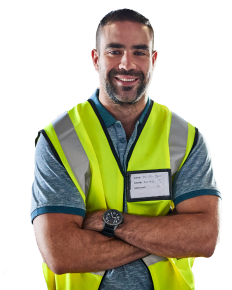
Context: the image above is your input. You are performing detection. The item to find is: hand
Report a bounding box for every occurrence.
[82,210,105,232]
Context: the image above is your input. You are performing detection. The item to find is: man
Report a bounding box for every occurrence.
[31,9,221,290]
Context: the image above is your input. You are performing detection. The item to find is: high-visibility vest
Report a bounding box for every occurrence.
[40,98,197,290]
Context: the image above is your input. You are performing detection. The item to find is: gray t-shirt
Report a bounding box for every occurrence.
[31,89,221,290]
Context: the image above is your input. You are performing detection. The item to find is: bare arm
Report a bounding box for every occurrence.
[115,195,220,258]
[84,195,221,259]
[33,212,149,275]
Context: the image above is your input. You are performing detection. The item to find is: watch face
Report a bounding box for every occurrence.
[103,209,123,226]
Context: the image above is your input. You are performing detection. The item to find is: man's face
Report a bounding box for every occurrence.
[93,21,157,105]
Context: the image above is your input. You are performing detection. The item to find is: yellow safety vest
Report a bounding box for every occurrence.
[40,98,196,290]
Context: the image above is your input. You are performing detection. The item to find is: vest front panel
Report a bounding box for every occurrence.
[42,100,196,290]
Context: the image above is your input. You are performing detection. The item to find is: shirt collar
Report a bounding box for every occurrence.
[89,88,150,128]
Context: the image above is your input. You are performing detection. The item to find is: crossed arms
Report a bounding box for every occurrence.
[33,195,220,275]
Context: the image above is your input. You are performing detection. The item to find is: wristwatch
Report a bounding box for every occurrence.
[102,209,124,237]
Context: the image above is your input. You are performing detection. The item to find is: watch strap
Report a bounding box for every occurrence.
[101,223,115,237]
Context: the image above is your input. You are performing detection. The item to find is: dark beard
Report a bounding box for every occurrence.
[105,68,147,105]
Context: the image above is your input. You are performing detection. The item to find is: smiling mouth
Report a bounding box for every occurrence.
[114,76,139,86]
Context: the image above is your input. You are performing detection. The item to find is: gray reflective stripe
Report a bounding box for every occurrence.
[52,112,90,196]
[52,110,188,191]
[169,112,188,176]
[90,270,105,276]
[91,255,166,275]
[50,110,186,274]
[142,254,167,267]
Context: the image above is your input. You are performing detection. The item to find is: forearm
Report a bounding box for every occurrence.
[114,212,218,258]
[42,222,148,274]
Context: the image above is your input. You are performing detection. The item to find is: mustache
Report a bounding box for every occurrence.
[108,68,145,80]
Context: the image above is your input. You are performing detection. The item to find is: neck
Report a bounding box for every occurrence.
[99,90,148,131]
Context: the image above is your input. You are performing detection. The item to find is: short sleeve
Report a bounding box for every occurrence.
[172,131,221,206]
[30,132,86,223]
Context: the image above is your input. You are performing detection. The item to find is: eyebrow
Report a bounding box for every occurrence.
[105,43,149,51]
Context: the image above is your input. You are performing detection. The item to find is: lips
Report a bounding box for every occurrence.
[114,75,139,86]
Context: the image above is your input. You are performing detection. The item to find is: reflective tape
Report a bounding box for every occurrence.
[52,112,90,196]
[90,270,105,276]
[52,110,189,194]
[50,109,186,276]
[143,254,167,267]
[169,112,188,176]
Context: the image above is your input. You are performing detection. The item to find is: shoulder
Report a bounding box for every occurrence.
[172,131,221,206]
[35,130,63,166]
[31,131,86,224]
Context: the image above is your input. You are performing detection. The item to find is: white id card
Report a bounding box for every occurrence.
[126,169,172,201]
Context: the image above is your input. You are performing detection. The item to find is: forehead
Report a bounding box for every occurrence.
[101,21,152,49]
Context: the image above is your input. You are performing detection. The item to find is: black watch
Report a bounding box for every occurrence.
[102,209,124,237]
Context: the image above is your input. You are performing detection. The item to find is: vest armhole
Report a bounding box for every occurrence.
[35,131,41,147]
[182,127,199,166]
[188,127,199,156]
[39,129,64,167]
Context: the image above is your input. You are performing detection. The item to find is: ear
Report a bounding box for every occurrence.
[91,49,99,72]
[152,50,158,68]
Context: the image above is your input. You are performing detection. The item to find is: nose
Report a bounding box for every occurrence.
[118,51,136,71]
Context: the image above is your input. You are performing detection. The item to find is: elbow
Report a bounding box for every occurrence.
[203,248,216,258]
[52,267,65,276]
[44,260,65,275]
[47,256,84,275]
[52,262,67,275]
[203,244,216,258]
[201,235,219,258]
[202,221,220,258]
[206,239,219,258]
[51,258,76,275]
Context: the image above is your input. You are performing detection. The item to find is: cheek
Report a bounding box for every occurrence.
[144,62,153,77]
[98,63,107,77]
[98,60,111,75]
[141,67,149,79]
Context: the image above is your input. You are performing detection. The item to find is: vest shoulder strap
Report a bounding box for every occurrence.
[169,112,196,176]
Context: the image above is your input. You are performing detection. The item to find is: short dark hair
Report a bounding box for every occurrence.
[96,9,154,54]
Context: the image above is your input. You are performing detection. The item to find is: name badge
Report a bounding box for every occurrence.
[126,169,172,202]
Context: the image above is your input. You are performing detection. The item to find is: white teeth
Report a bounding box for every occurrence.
[117,78,136,82]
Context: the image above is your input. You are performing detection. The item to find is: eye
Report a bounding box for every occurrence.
[134,51,146,56]
[108,50,147,56]
[109,50,121,55]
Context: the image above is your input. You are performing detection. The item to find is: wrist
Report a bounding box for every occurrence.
[102,209,124,237]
